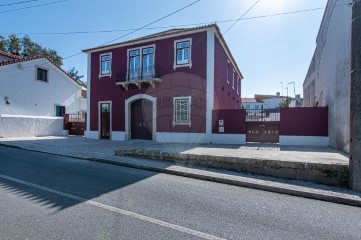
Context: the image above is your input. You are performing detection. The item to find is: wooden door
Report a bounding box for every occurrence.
[100,103,111,139]
[131,99,152,140]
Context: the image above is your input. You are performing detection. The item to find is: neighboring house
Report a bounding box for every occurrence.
[303,0,351,152]
[0,55,86,137]
[242,92,285,110]
[0,50,23,62]
[82,24,243,143]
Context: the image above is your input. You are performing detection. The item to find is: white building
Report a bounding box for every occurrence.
[0,55,86,137]
[242,92,286,110]
[303,0,351,152]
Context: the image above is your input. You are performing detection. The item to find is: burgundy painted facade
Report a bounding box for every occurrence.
[280,107,329,136]
[213,36,242,109]
[87,26,243,138]
[212,109,246,134]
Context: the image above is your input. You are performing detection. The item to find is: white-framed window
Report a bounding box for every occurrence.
[127,45,155,81]
[55,105,65,117]
[226,60,230,84]
[99,53,112,77]
[236,76,240,95]
[36,67,48,82]
[246,104,250,110]
[232,69,235,90]
[174,38,192,69]
[173,96,191,126]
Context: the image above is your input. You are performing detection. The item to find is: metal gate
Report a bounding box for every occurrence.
[246,108,280,143]
[64,113,86,136]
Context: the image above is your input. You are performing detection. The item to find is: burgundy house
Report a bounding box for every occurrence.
[82,24,244,144]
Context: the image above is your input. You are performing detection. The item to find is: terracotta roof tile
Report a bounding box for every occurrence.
[0,50,23,60]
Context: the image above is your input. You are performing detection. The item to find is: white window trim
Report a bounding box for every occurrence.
[236,76,239,95]
[232,69,235,90]
[35,66,49,83]
[126,44,156,81]
[226,60,230,84]
[173,96,192,127]
[99,52,112,78]
[173,38,192,70]
[54,104,66,117]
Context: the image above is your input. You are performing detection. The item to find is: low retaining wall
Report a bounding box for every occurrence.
[0,114,66,138]
[115,149,348,187]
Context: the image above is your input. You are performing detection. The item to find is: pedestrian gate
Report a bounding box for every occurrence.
[246,108,280,143]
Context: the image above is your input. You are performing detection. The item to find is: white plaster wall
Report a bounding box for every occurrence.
[0,114,65,137]
[211,134,246,144]
[304,0,352,152]
[280,136,329,147]
[0,58,84,116]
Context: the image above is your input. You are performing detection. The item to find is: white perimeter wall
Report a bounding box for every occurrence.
[0,58,85,116]
[0,114,65,137]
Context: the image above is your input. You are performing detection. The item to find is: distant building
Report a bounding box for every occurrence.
[242,92,286,109]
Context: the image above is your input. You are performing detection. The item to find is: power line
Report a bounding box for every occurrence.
[0,0,40,7]
[22,0,201,66]
[0,0,68,14]
[223,0,262,35]
[98,0,201,47]
[0,3,351,36]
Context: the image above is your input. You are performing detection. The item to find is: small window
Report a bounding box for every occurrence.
[37,67,48,82]
[227,60,230,84]
[129,49,140,81]
[246,104,250,110]
[174,39,192,69]
[237,76,240,95]
[55,105,65,117]
[232,69,235,90]
[100,53,111,76]
[173,96,191,126]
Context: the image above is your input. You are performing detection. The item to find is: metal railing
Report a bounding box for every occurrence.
[128,66,156,81]
[245,108,280,122]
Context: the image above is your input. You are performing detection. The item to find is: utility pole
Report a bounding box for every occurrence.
[279,81,283,96]
[287,81,296,98]
[285,87,288,98]
[350,0,361,192]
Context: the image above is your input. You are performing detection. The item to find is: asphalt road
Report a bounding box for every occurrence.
[0,146,360,240]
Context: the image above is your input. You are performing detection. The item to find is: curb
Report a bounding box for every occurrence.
[1,144,360,207]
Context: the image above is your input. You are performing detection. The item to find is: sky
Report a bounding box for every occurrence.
[1,0,331,98]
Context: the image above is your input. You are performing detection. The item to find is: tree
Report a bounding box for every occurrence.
[67,67,84,82]
[0,36,6,51]
[7,34,21,55]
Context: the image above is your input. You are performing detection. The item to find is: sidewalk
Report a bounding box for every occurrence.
[0,136,360,207]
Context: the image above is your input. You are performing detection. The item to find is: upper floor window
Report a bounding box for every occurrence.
[100,53,112,77]
[246,104,250,110]
[232,69,235,90]
[227,60,230,84]
[173,96,191,126]
[236,76,240,95]
[128,45,155,81]
[174,38,192,69]
[36,67,48,82]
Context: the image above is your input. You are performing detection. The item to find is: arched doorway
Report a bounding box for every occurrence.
[131,99,153,140]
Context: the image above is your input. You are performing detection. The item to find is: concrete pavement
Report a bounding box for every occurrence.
[0,136,359,207]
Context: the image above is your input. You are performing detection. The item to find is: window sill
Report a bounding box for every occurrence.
[173,63,192,70]
[172,121,192,127]
[99,73,112,78]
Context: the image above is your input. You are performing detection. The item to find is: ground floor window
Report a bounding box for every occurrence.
[173,96,191,126]
[55,105,65,117]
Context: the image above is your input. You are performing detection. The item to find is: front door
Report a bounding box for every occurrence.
[100,103,111,139]
[131,99,152,140]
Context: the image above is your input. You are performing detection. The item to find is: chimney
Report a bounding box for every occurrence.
[276,92,280,97]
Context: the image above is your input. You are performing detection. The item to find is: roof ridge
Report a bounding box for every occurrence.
[82,23,218,53]
[0,50,24,60]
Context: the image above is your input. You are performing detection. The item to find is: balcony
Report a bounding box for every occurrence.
[116,66,162,90]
